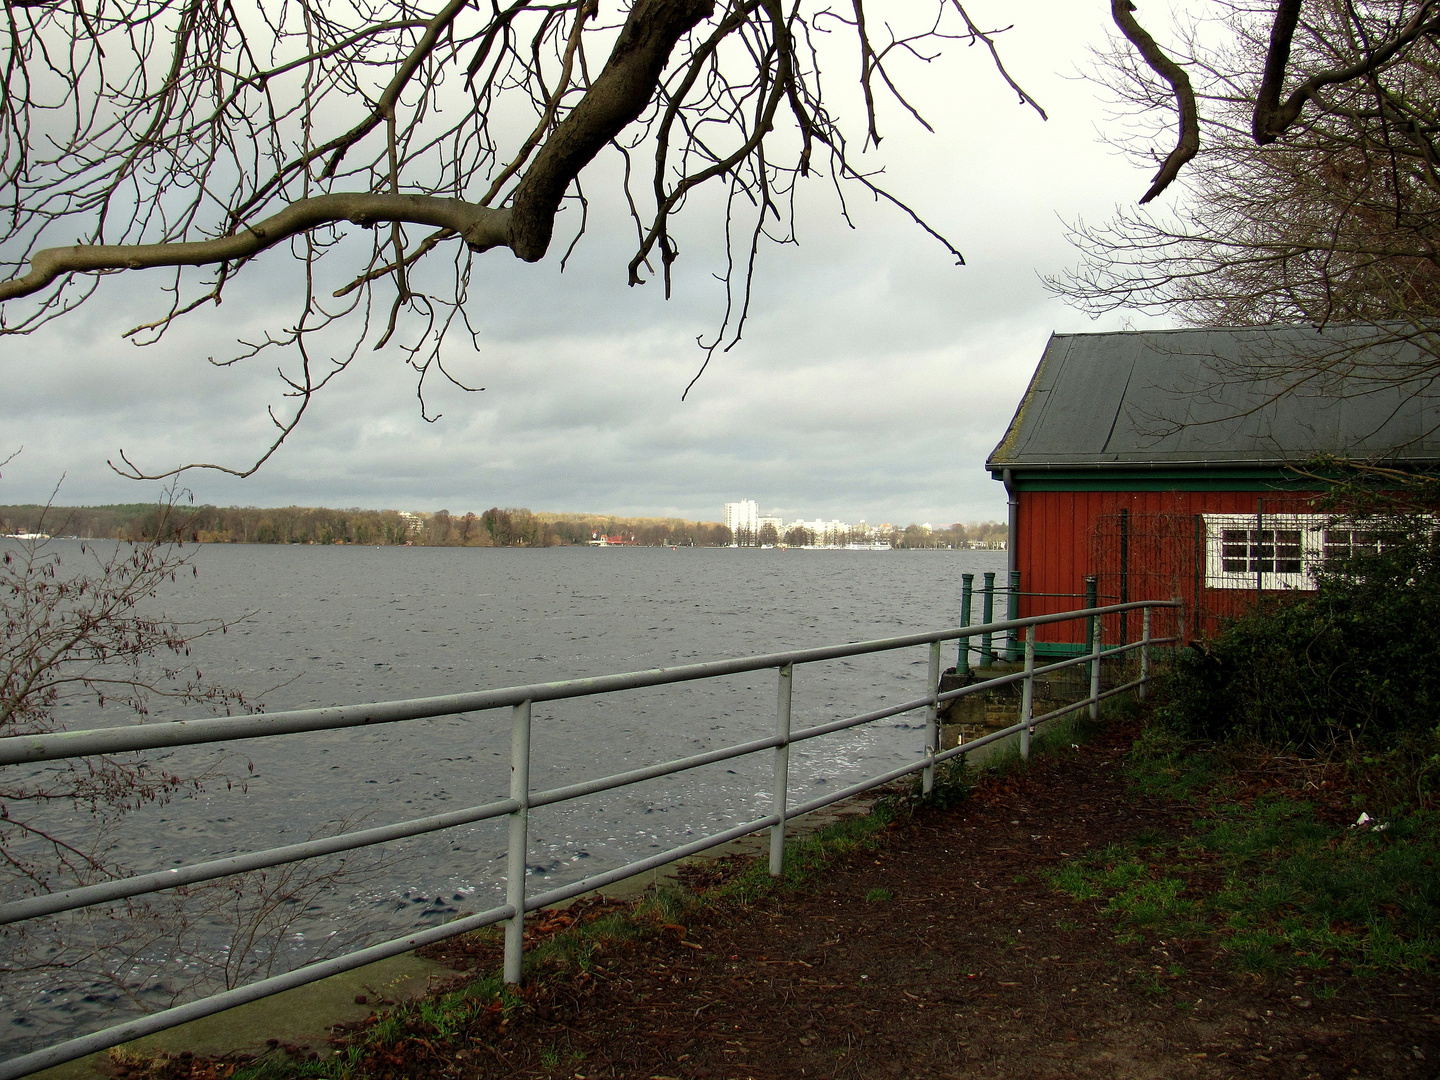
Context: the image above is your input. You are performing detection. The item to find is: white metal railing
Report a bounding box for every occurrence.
[0,598,1180,1079]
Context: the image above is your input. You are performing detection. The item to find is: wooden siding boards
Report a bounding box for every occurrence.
[1016,488,1325,648]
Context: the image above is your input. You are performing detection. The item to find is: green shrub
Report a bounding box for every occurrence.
[1160,515,1440,750]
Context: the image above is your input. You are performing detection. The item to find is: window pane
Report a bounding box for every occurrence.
[1221,528,1249,571]
[1275,530,1302,572]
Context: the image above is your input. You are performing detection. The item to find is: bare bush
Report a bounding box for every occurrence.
[1,491,393,1047]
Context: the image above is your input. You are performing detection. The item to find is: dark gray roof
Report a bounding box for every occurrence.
[987,325,1440,471]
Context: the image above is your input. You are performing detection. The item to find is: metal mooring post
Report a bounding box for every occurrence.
[1004,570,1021,662]
[1089,606,1103,722]
[959,573,974,672]
[923,641,942,794]
[1020,624,1036,760]
[769,663,794,877]
[504,699,533,985]
[980,572,996,666]
[1139,605,1152,701]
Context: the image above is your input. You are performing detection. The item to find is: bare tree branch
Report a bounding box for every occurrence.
[1254,0,1440,142]
[1111,0,1199,203]
[0,195,511,303]
[0,0,1048,476]
[509,0,715,260]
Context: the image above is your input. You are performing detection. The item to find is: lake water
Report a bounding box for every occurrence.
[2,543,1006,1056]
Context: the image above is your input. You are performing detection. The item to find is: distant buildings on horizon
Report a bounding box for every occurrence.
[721,500,1005,550]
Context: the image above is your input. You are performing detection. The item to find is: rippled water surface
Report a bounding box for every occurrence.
[4,543,1006,1056]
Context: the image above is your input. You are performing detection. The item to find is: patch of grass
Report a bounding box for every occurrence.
[960,713,1100,786]
[716,798,900,906]
[537,1044,580,1070]
[1199,797,1440,975]
[928,758,976,808]
[1050,843,1200,942]
[1047,731,1440,979]
[249,1053,351,1080]
[865,887,894,903]
[633,884,694,925]
[1124,724,1223,801]
[532,1042,587,1070]
[1134,971,1168,996]
[1033,712,1104,754]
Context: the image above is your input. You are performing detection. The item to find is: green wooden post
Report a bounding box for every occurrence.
[959,572,974,672]
[981,571,996,667]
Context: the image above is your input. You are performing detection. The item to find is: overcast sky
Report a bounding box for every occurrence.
[0,1,1172,526]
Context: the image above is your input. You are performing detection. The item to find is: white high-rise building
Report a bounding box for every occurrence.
[724,499,759,539]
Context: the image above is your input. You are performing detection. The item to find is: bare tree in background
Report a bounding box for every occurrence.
[0,0,1044,477]
[1,487,393,1037]
[1057,1,1440,387]
[1,503,249,901]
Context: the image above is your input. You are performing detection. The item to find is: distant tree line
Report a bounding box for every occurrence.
[0,504,736,547]
[0,504,1006,550]
[734,520,1009,549]
[893,521,1007,550]
[424,508,734,548]
[0,503,413,544]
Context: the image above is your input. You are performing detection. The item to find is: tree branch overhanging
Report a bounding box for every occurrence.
[1110,0,1199,203]
[0,0,1049,477]
[0,195,512,304]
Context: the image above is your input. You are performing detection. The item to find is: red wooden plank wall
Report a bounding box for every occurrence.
[1015,489,1325,645]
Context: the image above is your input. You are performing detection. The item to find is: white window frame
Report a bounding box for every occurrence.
[1202,513,1326,591]
[1203,513,1412,591]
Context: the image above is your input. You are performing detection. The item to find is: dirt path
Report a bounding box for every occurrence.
[388,722,1438,1080]
[119,723,1432,1080]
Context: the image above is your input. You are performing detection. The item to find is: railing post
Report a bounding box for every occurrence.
[1083,574,1098,691]
[503,699,533,984]
[1020,624,1035,760]
[1089,607,1103,722]
[959,573,974,673]
[923,640,941,794]
[769,663,793,877]
[1139,605,1152,701]
[1004,570,1021,662]
[981,572,996,667]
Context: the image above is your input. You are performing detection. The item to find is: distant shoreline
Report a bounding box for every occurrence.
[0,503,1007,550]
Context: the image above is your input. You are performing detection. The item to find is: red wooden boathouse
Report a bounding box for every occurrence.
[986,326,1440,655]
